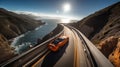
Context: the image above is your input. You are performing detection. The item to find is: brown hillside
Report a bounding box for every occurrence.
[0,8,43,63]
[69,2,120,43]
[0,8,43,39]
[69,2,120,67]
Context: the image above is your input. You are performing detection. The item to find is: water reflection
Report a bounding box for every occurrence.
[60,18,71,23]
[11,19,58,54]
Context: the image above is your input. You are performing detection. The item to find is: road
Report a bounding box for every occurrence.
[31,26,93,67]
[1,25,113,67]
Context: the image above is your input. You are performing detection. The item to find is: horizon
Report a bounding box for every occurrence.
[0,0,119,20]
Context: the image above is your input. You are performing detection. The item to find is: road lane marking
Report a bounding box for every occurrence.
[72,29,90,67]
[71,29,79,67]
[72,29,88,67]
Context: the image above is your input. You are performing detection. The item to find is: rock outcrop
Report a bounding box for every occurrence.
[109,38,120,67]
[98,36,120,67]
[0,34,14,63]
[97,36,118,58]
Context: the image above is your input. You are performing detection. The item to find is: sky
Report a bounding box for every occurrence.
[0,0,119,19]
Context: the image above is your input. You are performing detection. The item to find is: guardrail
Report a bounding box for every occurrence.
[0,24,64,67]
[75,29,114,67]
[67,25,114,67]
[72,28,97,67]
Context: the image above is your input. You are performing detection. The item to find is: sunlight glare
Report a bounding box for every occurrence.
[60,19,71,23]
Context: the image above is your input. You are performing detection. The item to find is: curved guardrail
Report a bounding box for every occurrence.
[76,29,114,67]
[67,25,114,67]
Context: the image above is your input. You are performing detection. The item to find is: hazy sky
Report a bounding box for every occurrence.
[0,0,119,19]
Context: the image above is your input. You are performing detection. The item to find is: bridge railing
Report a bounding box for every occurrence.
[77,30,114,67]
[67,25,114,67]
[0,24,64,67]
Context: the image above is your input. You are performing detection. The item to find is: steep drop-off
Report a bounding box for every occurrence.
[0,8,43,63]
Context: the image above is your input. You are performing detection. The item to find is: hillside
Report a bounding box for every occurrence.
[69,2,120,67]
[0,8,43,63]
[69,2,120,41]
[0,8,43,39]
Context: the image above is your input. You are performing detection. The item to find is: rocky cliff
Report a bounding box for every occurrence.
[69,2,120,43]
[0,34,14,63]
[0,8,43,39]
[98,36,120,67]
[0,8,43,63]
[109,38,120,67]
[69,2,120,67]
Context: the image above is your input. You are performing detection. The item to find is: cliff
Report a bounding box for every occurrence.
[69,2,120,43]
[0,34,14,63]
[69,2,120,67]
[0,8,43,39]
[0,8,43,63]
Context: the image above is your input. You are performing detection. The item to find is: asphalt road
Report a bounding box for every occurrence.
[32,26,91,67]
[75,28,114,67]
[31,25,113,67]
[1,25,113,67]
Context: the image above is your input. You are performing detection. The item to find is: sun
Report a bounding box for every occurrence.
[63,3,71,12]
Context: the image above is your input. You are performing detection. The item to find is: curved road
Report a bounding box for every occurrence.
[31,26,91,67]
[0,25,113,67]
[30,25,113,67]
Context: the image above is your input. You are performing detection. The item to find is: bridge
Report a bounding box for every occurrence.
[0,25,114,67]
